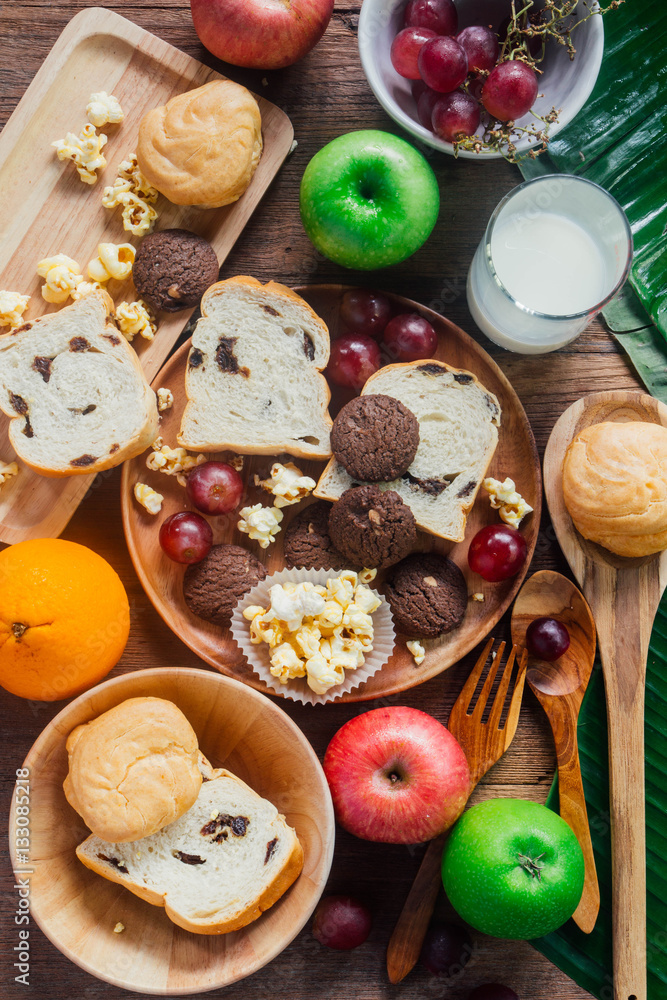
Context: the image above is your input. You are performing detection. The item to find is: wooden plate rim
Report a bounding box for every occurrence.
[121,284,542,702]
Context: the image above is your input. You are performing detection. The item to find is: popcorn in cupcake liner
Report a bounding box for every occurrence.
[231,566,395,705]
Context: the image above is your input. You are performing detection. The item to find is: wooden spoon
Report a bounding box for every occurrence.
[544,390,667,1000]
[511,570,600,934]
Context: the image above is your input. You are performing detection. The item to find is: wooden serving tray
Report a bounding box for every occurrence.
[0,7,294,545]
[121,285,542,703]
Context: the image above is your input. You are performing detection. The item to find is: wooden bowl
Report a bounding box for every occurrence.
[121,284,542,701]
[8,668,335,994]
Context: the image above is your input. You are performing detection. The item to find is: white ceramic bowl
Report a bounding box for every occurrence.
[358,0,604,159]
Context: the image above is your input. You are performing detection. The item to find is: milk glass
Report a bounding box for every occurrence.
[467,174,633,354]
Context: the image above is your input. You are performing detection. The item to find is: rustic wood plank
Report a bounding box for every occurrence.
[0,1,643,997]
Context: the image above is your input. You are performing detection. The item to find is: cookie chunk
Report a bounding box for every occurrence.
[328,485,417,570]
[283,501,353,571]
[133,229,219,312]
[384,553,467,638]
[183,544,266,626]
[331,394,420,482]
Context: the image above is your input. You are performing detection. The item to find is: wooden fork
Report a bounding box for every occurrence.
[386,638,528,984]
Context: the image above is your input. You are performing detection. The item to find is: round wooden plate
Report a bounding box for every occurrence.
[8,668,335,994]
[121,285,542,701]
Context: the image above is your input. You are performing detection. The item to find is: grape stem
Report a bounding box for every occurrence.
[457,0,624,162]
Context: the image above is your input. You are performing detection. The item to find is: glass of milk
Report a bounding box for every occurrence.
[467,174,633,354]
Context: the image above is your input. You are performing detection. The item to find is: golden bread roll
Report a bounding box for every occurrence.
[136,80,262,208]
[63,697,203,842]
[563,420,667,557]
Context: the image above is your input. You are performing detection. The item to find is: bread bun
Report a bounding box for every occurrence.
[136,81,262,208]
[563,420,667,557]
[63,697,203,843]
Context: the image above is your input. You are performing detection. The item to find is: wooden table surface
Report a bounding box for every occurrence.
[0,2,642,998]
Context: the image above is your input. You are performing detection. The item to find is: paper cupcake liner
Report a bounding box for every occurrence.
[230,566,395,705]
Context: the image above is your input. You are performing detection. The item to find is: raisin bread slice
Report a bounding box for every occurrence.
[315,361,501,543]
[0,289,158,476]
[178,276,332,459]
[75,766,304,935]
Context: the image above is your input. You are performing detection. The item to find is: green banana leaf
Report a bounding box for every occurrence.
[519,0,667,340]
[531,590,667,998]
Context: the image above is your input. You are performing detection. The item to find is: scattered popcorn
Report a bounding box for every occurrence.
[134,482,163,515]
[0,460,19,488]
[146,439,206,487]
[238,504,283,549]
[102,153,158,236]
[472,592,485,602]
[71,280,103,300]
[37,254,82,304]
[407,639,426,666]
[243,573,382,694]
[0,290,29,328]
[113,922,125,934]
[483,477,533,530]
[358,567,377,584]
[52,123,108,184]
[116,299,156,342]
[259,462,316,508]
[157,387,173,412]
[88,242,135,283]
[230,454,244,472]
[86,91,124,128]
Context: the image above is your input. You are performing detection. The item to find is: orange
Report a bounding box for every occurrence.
[0,538,130,701]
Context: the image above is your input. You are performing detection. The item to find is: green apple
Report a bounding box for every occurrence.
[441,798,585,940]
[299,130,440,270]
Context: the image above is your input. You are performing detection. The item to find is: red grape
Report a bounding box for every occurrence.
[417,87,441,129]
[526,617,570,661]
[456,25,500,74]
[420,921,472,976]
[340,288,392,339]
[404,0,458,36]
[159,511,212,564]
[327,334,381,389]
[312,895,372,950]
[418,36,468,94]
[186,461,244,516]
[412,79,429,102]
[383,313,438,361]
[481,60,538,121]
[468,986,519,1000]
[391,26,437,80]
[432,91,481,142]
[467,524,527,582]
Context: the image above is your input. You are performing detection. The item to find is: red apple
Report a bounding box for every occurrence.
[323,706,471,843]
[190,0,334,70]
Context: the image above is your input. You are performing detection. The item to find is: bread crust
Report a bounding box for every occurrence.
[136,81,263,208]
[0,289,158,477]
[64,697,202,843]
[178,275,332,459]
[563,420,667,557]
[75,766,305,935]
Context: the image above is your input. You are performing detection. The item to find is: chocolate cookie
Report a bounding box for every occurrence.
[384,553,467,638]
[328,485,417,570]
[183,543,266,626]
[331,394,420,482]
[283,501,353,571]
[133,229,219,312]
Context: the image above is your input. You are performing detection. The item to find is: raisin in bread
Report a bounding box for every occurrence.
[75,765,304,935]
[315,360,501,543]
[0,290,158,476]
[177,276,332,459]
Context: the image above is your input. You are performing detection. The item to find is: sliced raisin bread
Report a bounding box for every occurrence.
[75,766,304,935]
[315,360,501,543]
[0,290,158,476]
[178,276,332,459]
